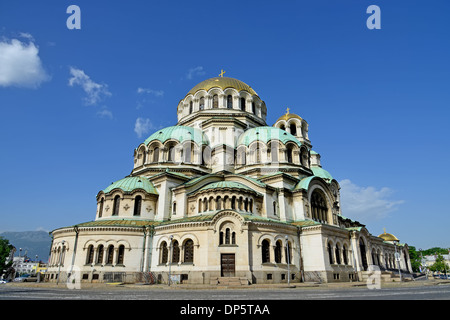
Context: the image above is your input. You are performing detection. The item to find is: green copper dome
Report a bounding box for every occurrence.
[310,167,333,181]
[143,125,209,146]
[237,126,301,147]
[103,176,158,194]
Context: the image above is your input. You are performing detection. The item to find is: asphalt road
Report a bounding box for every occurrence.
[1,282,447,318]
[1,282,450,300]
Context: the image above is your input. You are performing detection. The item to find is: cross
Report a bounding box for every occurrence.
[286,107,290,115]
[219,69,226,77]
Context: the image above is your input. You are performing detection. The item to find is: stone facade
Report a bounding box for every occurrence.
[46,76,412,284]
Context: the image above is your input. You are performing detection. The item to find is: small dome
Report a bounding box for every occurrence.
[186,77,258,97]
[237,126,301,147]
[276,109,303,123]
[102,176,158,195]
[311,167,333,181]
[143,125,209,146]
[378,230,399,242]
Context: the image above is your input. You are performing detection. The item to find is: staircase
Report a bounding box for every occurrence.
[210,277,250,286]
[360,270,413,282]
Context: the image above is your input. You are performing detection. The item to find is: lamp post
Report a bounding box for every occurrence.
[56,240,65,285]
[168,235,173,286]
[285,236,290,286]
[394,240,402,282]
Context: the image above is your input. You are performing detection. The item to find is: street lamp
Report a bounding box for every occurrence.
[285,236,290,286]
[168,235,173,286]
[394,240,402,282]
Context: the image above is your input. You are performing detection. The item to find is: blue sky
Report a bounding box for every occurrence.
[0,0,449,250]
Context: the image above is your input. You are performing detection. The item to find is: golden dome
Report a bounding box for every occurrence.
[276,108,303,122]
[378,229,399,242]
[186,77,258,97]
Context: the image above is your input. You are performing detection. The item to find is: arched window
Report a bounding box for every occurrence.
[168,146,175,162]
[134,195,142,216]
[199,97,205,110]
[231,196,236,209]
[117,245,125,265]
[86,245,94,264]
[172,241,180,263]
[216,197,222,210]
[225,228,230,244]
[237,148,246,165]
[359,238,368,271]
[240,97,246,111]
[252,102,256,114]
[286,147,293,163]
[280,124,286,131]
[335,244,341,265]
[270,144,278,163]
[219,231,224,245]
[153,148,160,163]
[106,245,114,264]
[189,101,193,113]
[97,245,104,264]
[273,201,277,216]
[262,240,270,263]
[161,242,168,264]
[98,198,104,218]
[184,239,194,263]
[142,150,146,165]
[184,144,192,163]
[275,240,282,263]
[113,195,121,216]
[327,242,334,264]
[290,123,297,136]
[172,202,177,215]
[343,245,349,265]
[213,94,218,108]
[227,95,233,108]
[232,232,236,245]
[311,190,328,223]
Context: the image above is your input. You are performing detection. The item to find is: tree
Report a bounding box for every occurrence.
[408,246,422,272]
[429,253,449,274]
[0,236,14,277]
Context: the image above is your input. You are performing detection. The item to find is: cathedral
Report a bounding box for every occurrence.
[46,74,412,285]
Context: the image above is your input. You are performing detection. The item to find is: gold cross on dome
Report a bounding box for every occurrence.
[286,107,290,115]
[219,69,226,77]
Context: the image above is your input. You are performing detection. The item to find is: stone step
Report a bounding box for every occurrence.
[210,277,249,286]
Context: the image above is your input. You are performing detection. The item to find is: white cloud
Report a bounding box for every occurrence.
[96,107,113,119]
[186,66,205,80]
[68,67,111,105]
[134,117,153,138]
[339,179,404,222]
[0,37,50,88]
[137,87,164,97]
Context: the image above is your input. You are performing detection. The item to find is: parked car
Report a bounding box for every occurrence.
[13,277,26,282]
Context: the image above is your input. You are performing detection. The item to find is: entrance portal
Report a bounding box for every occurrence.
[221,253,235,277]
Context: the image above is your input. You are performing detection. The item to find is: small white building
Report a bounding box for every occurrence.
[47,75,412,284]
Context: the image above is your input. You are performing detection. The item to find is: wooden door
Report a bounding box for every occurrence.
[221,254,235,277]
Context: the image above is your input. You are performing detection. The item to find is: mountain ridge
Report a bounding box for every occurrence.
[0,231,52,262]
